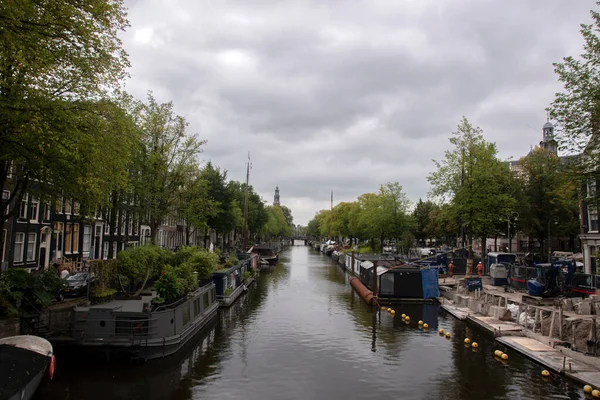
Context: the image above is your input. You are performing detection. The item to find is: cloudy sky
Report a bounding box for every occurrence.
[122,0,595,225]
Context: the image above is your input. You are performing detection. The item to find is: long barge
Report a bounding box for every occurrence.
[70,282,219,360]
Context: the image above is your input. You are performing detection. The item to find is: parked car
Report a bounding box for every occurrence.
[58,272,95,299]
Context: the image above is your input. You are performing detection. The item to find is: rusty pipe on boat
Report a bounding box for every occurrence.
[349,277,378,306]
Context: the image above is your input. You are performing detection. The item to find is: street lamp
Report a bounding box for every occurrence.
[502,212,519,253]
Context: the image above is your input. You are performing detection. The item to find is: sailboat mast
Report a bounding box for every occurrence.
[242,153,250,250]
[330,190,333,240]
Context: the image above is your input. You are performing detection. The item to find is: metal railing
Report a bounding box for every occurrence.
[75,317,160,344]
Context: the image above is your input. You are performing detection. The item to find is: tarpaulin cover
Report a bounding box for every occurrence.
[421,269,440,299]
[0,344,49,400]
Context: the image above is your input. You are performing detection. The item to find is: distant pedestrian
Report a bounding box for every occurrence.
[445,261,454,283]
[477,261,483,278]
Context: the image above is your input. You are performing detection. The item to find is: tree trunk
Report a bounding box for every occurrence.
[133,266,151,296]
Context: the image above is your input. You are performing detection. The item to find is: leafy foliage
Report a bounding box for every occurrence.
[427,117,516,255]
[182,250,219,279]
[154,265,184,303]
[0,0,132,234]
[116,245,171,295]
[0,269,64,316]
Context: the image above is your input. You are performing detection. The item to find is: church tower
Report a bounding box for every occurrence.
[273,186,280,206]
[540,119,558,155]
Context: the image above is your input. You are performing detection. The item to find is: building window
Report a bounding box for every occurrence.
[64,199,71,214]
[590,207,599,232]
[73,201,80,215]
[43,203,51,221]
[55,197,63,214]
[27,233,36,261]
[2,190,9,213]
[73,224,79,253]
[19,194,28,219]
[65,224,72,253]
[30,198,39,222]
[83,225,92,254]
[53,222,63,252]
[13,233,24,263]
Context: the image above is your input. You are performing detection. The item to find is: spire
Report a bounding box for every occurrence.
[273,186,280,206]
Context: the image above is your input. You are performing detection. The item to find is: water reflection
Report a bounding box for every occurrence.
[36,246,588,400]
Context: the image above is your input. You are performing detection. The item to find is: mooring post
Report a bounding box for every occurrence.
[351,251,355,274]
[372,261,378,301]
[559,303,563,340]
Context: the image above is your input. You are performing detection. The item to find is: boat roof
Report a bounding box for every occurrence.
[0,344,50,400]
[355,253,396,261]
[76,293,155,313]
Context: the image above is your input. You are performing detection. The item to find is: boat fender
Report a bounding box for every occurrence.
[49,355,56,380]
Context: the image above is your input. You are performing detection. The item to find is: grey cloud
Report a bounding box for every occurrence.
[122,0,596,224]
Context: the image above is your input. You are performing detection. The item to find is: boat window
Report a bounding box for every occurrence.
[203,292,210,309]
[380,273,394,296]
[182,304,190,327]
[194,299,200,316]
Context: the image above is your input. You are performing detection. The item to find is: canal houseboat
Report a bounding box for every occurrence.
[70,282,219,361]
[250,243,281,265]
[344,254,440,301]
[213,259,256,307]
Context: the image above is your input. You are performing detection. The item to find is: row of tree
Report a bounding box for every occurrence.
[0,1,293,260]
[307,117,580,259]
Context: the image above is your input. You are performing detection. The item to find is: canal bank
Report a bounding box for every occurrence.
[35,246,589,400]
[439,277,600,391]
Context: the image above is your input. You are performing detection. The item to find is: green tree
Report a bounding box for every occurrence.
[428,117,516,268]
[0,0,131,259]
[412,199,438,246]
[549,2,600,161]
[354,184,411,252]
[200,162,235,247]
[132,93,205,243]
[228,181,268,245]
[280,205,294,227]
[263,206,293,238]
[516,148,580,260]
[179,171,219,245]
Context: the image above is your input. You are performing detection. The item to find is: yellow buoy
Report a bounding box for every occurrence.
[405,316,410,322]
[501,353,508,360]
[541,370,550,377]
[418,320,423,325]
[401,314,406,319]
[471,342,478,349]
[381,306,386,310]
[387,308,391,312]
[390,310,396,316]
[494,350,502,357]
[445,332,451,338]
[584,385,593,394]
[439,329,444,334]
[423,323,429,329]
[592,389,600,398]
[464,338,471,345]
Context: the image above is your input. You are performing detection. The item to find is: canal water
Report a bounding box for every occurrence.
[35,245,586,400]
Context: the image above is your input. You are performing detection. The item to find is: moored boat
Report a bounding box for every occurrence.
[250,243,281,266]
[70,282,219,361]
[0,335,54,400]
